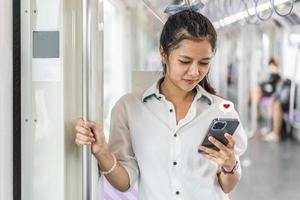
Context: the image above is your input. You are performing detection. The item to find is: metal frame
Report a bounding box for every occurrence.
[13,0,21,199]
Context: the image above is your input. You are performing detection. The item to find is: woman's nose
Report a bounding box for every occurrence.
[187,63,199,77]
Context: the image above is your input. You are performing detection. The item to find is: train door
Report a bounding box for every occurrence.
[21,0,103,199]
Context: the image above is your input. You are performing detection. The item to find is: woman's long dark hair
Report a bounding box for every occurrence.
[160,10,217,95]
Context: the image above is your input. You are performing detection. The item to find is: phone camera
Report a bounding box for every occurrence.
[212,121,227,130]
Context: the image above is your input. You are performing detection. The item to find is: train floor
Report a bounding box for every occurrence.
[230,129,300,200]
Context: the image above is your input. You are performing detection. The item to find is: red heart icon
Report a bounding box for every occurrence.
[223,104,230,109]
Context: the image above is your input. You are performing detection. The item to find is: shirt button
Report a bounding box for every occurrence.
[176,191,180,195]
[169,109,173,112]
[173,161,177,165]
[173,134,177,137]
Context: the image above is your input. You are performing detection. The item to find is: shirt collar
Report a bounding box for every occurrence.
[194,84,213,105]
[142,78,163,102]
[142,78,213,105]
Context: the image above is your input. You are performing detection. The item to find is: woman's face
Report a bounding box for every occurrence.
[162,39,213,92]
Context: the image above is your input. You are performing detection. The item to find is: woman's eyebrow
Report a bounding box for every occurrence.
[179,55,192,59]
[179,55,211,61]
[201,57,211,61]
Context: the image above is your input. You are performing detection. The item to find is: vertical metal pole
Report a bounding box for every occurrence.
[250,26,259,137]
[82,0,92,199]
[289,47,299,121]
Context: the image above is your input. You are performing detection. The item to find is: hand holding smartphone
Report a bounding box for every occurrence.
[201,118,239,151]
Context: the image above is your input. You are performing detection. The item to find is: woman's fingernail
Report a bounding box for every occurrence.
[198,149,202,153]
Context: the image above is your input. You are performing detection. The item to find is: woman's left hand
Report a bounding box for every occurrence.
[198,133,237,172]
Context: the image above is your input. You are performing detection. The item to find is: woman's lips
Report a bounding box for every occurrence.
[183,79,197,84]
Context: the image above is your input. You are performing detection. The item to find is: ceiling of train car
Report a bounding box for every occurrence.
[137,0,300,29]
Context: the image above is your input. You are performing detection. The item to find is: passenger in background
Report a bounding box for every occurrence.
[255,57,282,120]
[227,62,238,86]
[262,79,292,142]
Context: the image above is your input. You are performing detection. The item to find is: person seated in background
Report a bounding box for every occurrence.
[255,57,282,120]
[262,79,292,142]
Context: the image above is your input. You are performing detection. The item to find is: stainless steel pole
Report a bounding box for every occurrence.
[82,0,92,199]
[289,47,299,124]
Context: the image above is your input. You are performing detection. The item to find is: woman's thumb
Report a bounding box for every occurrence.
[86,121,105,140]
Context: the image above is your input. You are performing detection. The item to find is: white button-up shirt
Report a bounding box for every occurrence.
[108,79,248,200]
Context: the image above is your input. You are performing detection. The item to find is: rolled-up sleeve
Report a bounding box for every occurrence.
[108,99,139,191]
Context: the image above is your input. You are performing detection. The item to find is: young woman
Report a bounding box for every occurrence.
[75,9,247,200]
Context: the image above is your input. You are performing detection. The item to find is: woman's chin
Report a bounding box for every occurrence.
[182,80,198,88]
[179,84,196,92]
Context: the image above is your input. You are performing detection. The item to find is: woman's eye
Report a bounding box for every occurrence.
[179,60,190,64]
[200,63,209,66]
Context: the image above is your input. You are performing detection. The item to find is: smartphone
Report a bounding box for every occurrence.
[201,118,239,151]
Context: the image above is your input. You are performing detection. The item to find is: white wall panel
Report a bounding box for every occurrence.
[21,0,64,200]
[0,0,13,200]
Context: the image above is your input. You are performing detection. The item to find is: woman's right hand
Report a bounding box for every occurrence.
[75,119,110,156]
